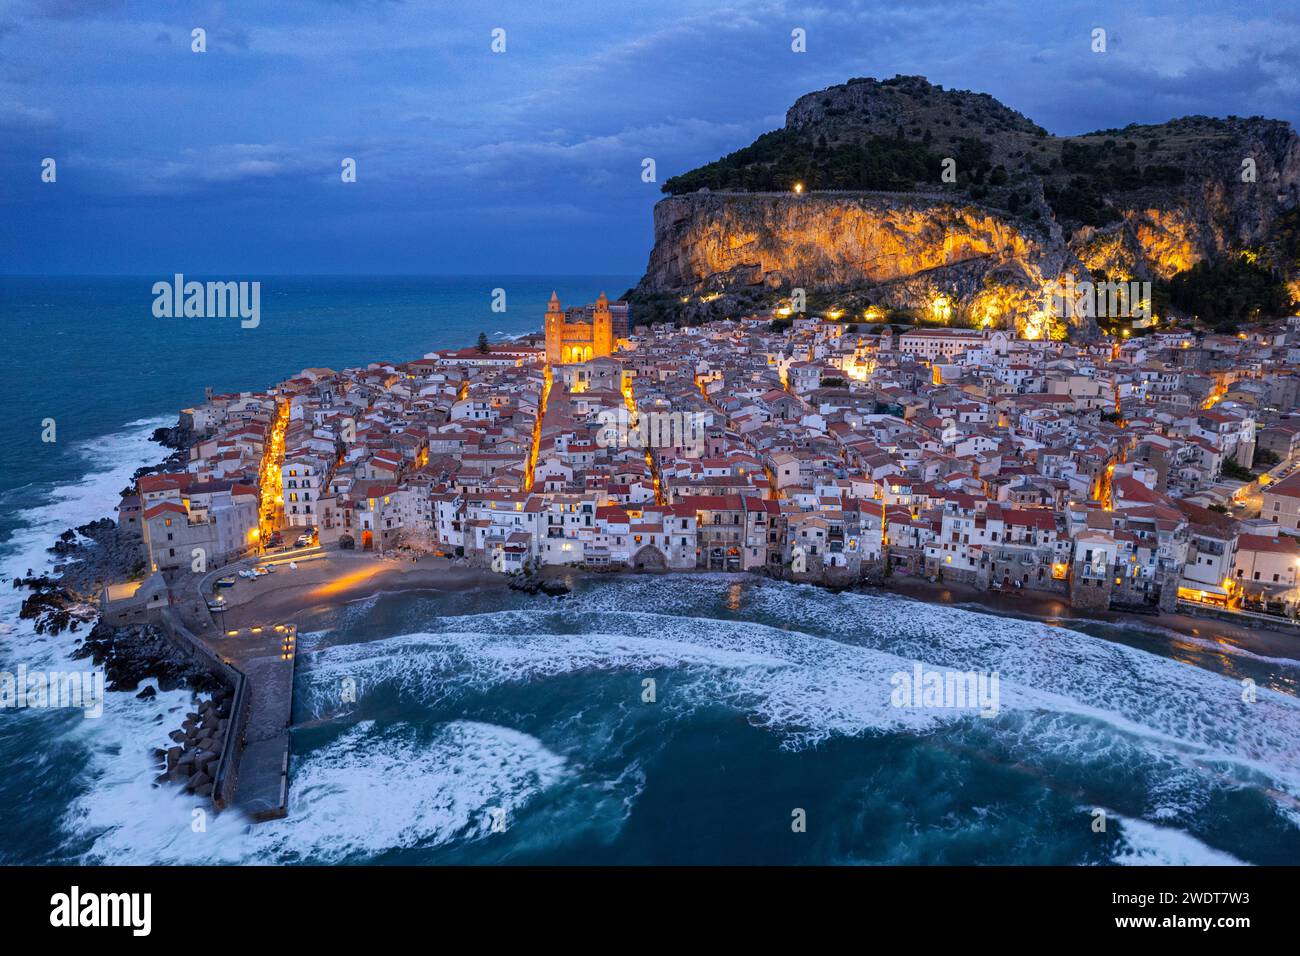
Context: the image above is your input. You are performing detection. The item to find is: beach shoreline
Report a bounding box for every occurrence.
[212,548,1300,663]
[209,550,511,630]
[876,573,1300,663]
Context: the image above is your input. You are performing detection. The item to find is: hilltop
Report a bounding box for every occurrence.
[633,75,1300,337]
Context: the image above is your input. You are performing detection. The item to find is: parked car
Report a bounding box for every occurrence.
[237,569,257,579]
[206,600,226,612]
[295,534,311,548]
[215,575,237,588]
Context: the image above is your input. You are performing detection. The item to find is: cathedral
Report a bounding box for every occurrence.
[544,291,615,365]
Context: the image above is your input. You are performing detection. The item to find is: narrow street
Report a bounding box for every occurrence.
[257,400,290,544]
[525,364,552,491]
[622,372,665,504]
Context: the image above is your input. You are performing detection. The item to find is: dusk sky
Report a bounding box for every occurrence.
[2,0,1297,276]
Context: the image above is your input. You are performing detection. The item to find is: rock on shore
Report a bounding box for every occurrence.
[71,620,222,694]
[128,423,195,484]
[507,572,571,597]
[13,517,144,635]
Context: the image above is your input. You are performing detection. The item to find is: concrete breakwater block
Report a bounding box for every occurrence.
[151,686,235,797]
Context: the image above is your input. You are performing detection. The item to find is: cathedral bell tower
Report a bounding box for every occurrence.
[544,291,564,364]
[592,292,613,358]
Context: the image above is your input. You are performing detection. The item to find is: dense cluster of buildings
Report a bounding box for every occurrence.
[119,296,1300,618]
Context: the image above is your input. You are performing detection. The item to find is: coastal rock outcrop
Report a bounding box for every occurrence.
[507,571,571,597]
[13,518,144,635]
[72,621,222,693]
[633,75,1300,334]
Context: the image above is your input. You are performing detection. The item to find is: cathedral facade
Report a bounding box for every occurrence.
[544,291,614,364]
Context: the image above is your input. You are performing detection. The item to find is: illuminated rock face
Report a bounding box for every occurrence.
[642,193,1041,290]
[636,76,1300,335]
[1070,120,1300,280]
[1070,208,1203,281]
[637,168,1297,336]
[637,191,1084,333]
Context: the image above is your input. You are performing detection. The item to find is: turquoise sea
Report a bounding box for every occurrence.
[1,276,1299,865]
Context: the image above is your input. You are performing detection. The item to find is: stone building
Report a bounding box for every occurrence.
[545,291,614,365]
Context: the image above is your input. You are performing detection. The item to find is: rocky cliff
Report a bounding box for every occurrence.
[641,191,1068,334]
[633,75,1300,336]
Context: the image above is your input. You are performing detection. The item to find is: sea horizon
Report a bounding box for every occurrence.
[0,273,638,504]
[7,0,1300,934]
[0,272,645,279]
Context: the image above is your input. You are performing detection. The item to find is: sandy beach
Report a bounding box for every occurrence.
[205,548,1300,664]
[210,550,508,629]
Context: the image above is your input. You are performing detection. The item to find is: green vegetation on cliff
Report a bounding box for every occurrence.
[1159,255,1295,330]
[661,76,1292,237]
[662,129,941,194]
[638,75,1300,333]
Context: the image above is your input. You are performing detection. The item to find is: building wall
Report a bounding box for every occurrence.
[1261,490,1300,533]
[1069,559,1114,609]
[1182,536,1236,591]
[283,462,319,526]
[1234,548,1300,590]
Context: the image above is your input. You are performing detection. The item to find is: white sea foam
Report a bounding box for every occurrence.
[1109,811,1249,866]
[0,416,171,671]
[67,716,567,864]
[252,720,567,863]
[552,577,1300,790]
[290,576,1300,850]
[1091,617,1300,670]
[61,679,256,865]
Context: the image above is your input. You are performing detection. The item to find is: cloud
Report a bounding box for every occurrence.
[0,99,59,131]
[209,25,252,52]
[26,0,126,20]
[87,143,332,196]
[3,0,1297,276]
